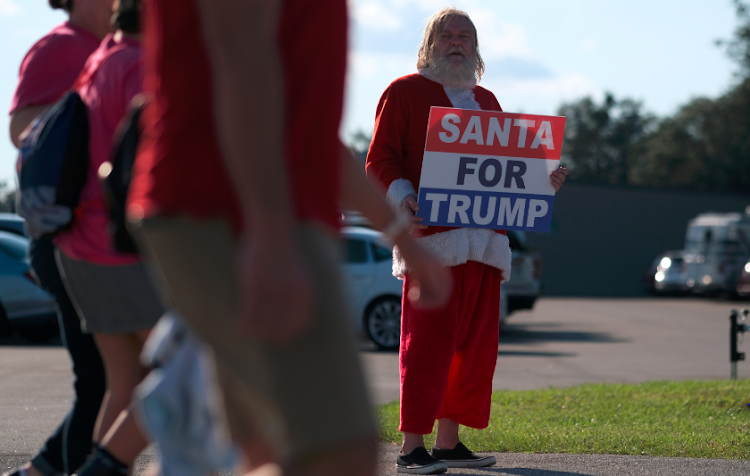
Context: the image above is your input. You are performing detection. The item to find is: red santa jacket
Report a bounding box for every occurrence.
[366,72,512,280]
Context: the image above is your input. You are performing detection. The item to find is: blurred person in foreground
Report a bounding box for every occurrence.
[50,2,166,475]
[4,1,112,475]
[125,1,450,476]
[365,7,568,474]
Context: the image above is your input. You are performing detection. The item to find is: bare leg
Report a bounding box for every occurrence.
[237,437,277,471]
[99,410,150,465]
[401,432,426,454]
[434,419,460,450]
[96,329,153,467]
[92,330,150,441]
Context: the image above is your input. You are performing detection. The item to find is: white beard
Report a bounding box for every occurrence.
[429,48,478,88]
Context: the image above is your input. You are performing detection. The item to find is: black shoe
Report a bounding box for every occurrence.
[396,447,448,474]
[71,447,128,476]
[431,442,497,468]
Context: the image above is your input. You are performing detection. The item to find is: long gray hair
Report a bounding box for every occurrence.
[416,7,485,82]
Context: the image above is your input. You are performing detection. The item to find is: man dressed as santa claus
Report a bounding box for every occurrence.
[366,7,569,474]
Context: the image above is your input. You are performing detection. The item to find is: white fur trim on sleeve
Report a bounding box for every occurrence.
[393,228,512,282]
[386,179,417,209]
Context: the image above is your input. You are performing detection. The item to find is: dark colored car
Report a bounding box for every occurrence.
[0,229,59,341]
[643,250,688,296]
[0,213,26,237]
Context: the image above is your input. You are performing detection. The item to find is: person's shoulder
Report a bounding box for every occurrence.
[23,23,97,69]
[38,22,98,53]
[91,36,141,76]
[475,84,498,99]
[104,40,142,69]
[386,73,428,91]
[475,84,501,110]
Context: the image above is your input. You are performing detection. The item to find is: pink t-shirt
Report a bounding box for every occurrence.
[55,34,143,265]
[10,22,100,113]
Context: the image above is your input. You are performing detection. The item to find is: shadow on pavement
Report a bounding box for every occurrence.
[0,333,62,347]
[500,322,627,345]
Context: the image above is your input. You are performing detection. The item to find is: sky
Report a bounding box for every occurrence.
[0,0,742,191]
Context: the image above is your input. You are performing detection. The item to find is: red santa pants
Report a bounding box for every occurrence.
[399,260,502,434]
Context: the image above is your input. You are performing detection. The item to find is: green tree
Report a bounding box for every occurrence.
[717,0,750,79]
[630,79,750,193]
[346,130,372,168]
[557,93,655,185]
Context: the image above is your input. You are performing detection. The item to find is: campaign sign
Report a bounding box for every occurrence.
[416,107,566,233]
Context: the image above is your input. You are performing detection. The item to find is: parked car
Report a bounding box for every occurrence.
[682,212,750,296]
[339,225,508,350]
[341,211,538,315]
[643,250,688,295]
[0,213,26,237]
[0,230,59,341]
[727,256,750,299]
[504,230,541,314]
[340,227,402,350]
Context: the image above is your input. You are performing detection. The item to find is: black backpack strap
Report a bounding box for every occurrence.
[101,94,148,255]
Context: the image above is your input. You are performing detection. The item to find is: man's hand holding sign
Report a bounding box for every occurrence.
[415,107,566,232]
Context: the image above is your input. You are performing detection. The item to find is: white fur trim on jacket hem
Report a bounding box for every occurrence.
[386,179,417,209]
[393,228,511,282]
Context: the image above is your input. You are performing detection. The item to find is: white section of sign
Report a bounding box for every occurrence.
[419,151,559,196]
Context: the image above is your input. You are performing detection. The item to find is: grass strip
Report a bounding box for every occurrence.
[376,380,750,459]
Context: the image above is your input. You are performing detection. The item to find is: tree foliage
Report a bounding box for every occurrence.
[718,0,750,79]
[630,80,750,193]
[557,94,655,185]
[347,130,372,168]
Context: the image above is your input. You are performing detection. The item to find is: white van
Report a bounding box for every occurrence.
[683,212,750,295]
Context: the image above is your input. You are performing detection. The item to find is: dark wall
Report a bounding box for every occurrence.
[529,184,750,297]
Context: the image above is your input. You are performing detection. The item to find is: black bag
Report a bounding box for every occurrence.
[101,94,147,255]
[16,91,90,239]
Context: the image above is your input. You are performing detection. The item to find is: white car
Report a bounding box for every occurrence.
[340,227,403,350]
[339,226,508,349]
[0,230,59,341]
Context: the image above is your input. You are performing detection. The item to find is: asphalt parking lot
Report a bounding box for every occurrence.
[359,297,750,404]
[2,297,749,475]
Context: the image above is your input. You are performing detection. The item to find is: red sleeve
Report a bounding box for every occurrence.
[10,35,92,113]
[365,82,410,191]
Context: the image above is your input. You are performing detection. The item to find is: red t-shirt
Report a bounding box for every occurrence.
[56,34,143,265]
[10,22,100,114]
[128,0,347,233]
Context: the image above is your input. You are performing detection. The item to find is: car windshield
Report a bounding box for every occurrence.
[0,232,29,261]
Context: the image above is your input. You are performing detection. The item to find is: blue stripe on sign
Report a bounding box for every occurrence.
[415,187,554,232]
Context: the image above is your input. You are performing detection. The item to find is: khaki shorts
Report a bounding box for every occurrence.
[133,216,374,462]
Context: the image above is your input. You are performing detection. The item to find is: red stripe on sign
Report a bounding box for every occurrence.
[425,107,565,161]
